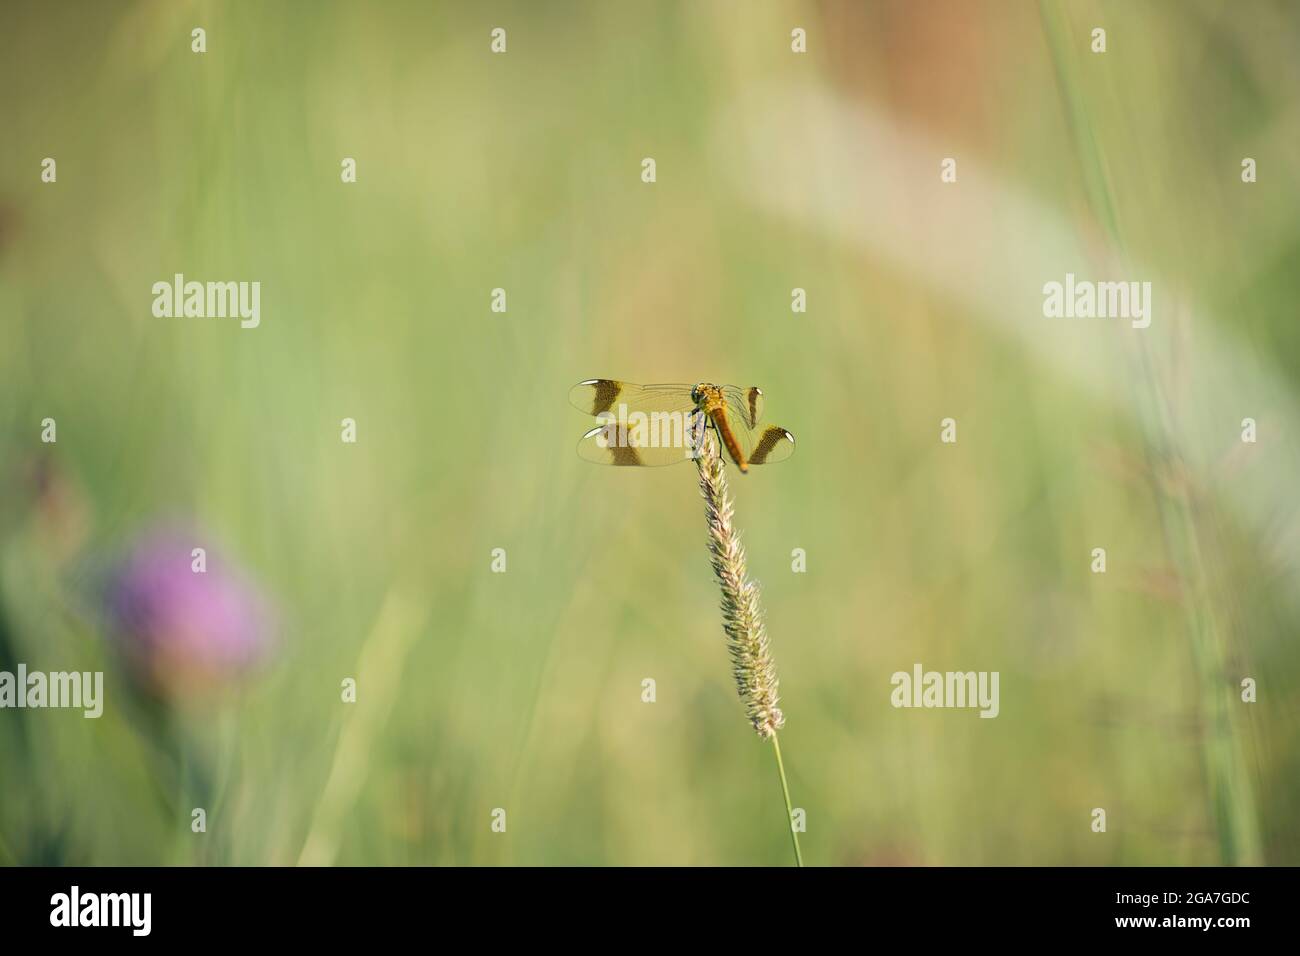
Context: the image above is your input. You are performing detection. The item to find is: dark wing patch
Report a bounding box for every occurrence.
[570,379,624,415]
[611,441,642,466]
[746,426,796,465]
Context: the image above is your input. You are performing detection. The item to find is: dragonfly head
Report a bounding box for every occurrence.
[690,383,721,408]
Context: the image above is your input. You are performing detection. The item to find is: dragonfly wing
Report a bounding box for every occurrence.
[570,380,698,416]
[720,385,793,465]
[576,422,699,466]
[571,381,704,466]
[722,385,765,428]
[744,424,796,465]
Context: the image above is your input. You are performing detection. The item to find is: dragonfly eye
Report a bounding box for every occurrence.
[690,386,700,404]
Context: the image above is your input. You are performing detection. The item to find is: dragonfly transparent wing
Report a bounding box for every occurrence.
[571,380,704,466]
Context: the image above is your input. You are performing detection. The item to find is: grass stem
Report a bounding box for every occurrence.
[771,733,804,867]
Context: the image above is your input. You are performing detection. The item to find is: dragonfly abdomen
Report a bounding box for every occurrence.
[709,407,749,472]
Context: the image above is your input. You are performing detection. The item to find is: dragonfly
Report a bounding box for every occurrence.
[569,379,795,472]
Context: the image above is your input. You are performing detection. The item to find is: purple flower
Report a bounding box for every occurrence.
[103,528,274,696]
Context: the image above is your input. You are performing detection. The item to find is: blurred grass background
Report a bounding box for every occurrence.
[2,0,1299,865]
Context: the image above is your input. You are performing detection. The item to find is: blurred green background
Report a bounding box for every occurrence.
[2,0,1299,865]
